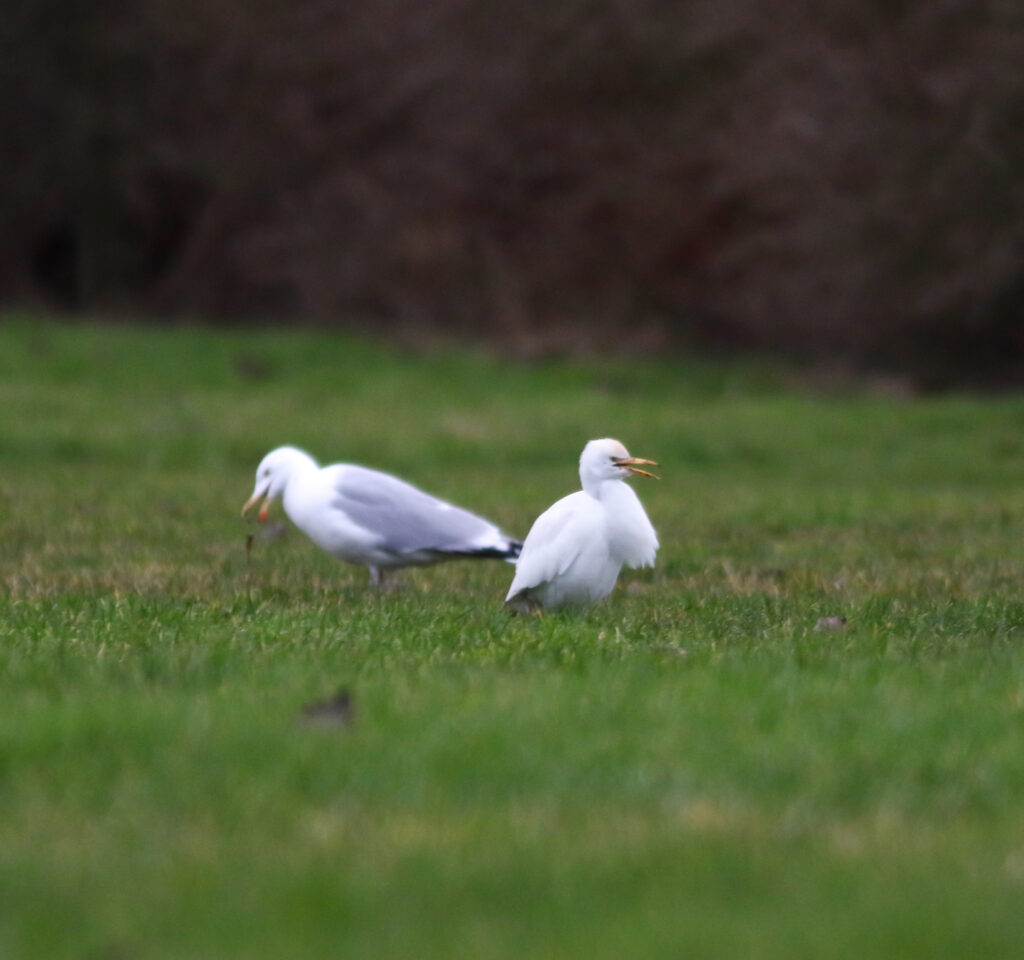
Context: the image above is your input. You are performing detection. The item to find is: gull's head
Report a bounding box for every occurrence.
[241,446,312,522]
[579,438,659,490]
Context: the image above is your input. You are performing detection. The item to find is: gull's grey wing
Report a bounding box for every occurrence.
[331,466,512,556]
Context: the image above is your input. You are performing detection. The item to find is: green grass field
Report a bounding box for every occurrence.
[2,317,1024,959]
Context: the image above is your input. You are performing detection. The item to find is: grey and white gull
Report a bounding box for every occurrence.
[242,446,521,585]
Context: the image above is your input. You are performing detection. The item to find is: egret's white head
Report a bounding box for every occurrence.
[579,438,659,493]
[241,446,316,522]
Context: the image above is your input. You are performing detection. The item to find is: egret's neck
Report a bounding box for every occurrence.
[580,471,620,500]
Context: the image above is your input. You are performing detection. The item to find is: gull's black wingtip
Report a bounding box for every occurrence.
[436,538,522,562]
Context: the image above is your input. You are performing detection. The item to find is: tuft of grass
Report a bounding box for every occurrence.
[3,316,1024,959]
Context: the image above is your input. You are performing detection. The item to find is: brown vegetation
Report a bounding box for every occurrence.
[2,0,1023,381]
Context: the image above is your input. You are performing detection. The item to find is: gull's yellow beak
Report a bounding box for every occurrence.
[614,456,660,479]
[241,491,271,523]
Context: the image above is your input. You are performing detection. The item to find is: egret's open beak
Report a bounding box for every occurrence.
[241,488,271,523]
[615,456,660,479]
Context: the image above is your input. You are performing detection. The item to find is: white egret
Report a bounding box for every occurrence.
[505,438,659,612]
[242,446,521,585]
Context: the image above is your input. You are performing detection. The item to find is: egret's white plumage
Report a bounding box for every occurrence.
[243,446,521,584]
[505,438,659,612]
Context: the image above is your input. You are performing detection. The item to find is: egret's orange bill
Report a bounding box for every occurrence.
[614,456,660,479]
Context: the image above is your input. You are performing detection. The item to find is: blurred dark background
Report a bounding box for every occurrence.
[2,0,1023,385]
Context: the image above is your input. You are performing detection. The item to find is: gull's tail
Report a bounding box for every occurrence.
[438,536,522,562]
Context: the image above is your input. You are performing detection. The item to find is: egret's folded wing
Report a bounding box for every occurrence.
[505,496,590,597]
[331,466,506,554]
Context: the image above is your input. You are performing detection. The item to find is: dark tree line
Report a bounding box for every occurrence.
[2,0,1023,383]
